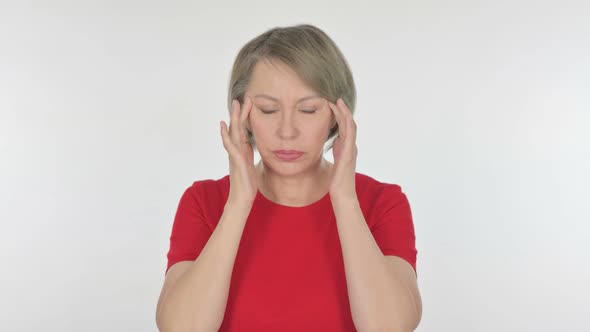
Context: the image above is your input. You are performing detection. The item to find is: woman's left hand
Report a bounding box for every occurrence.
[328,98,358,199]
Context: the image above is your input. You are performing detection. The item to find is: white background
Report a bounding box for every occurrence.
[1,1,589,331]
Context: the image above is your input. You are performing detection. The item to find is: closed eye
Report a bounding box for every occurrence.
[260,109,277,114]
[260,109,317,114]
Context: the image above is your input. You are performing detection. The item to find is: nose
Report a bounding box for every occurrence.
[277,113,299,140]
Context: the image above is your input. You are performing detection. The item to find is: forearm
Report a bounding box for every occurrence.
[332,194,417,332]
[158,199,252,332]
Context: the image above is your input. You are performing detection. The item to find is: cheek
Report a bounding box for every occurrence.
[249,113,262,129]
[248,117,271,141]
[304,121,332,141]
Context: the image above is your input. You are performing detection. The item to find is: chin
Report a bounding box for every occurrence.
[267,159,306,174]
[264,153,325,176]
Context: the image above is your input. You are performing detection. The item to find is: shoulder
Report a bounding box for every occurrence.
[185,174,230,197]
[177,175,230,228]
[183,174,230,211]
[355,171,404,199]
[355,172,409,220]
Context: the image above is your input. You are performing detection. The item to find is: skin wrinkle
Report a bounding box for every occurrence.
[245,60,336,207]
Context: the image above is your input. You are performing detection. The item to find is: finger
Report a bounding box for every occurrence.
[229,99,241,144]
[220,120,238,155]
[329,100,346,139]
[341,105,358,158]
[239,95,252,140]
[338,99,356,143]
[328,101,340,133]
[221,121,239,160]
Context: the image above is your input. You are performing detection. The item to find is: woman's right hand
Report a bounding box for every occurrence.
[220,95,258,205]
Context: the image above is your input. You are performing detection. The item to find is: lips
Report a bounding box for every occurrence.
[273,150,303,154]
[273,150,304,161]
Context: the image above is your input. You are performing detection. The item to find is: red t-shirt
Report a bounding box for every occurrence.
[165,172,418,331]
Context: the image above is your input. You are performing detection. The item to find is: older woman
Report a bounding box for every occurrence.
[156,24,422,332]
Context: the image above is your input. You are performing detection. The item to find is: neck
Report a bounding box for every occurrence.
[255,158,333,207]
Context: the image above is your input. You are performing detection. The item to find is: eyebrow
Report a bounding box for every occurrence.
[254,94,322,103]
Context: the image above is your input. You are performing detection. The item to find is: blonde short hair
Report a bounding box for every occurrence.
[227,24,356,152]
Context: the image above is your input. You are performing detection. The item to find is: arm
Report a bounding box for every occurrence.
[332,194,422,332]
[156,199,252,332]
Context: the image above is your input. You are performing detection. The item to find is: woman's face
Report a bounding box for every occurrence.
[245,59,335,175]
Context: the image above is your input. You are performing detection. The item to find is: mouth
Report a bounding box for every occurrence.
[273,150,304,162]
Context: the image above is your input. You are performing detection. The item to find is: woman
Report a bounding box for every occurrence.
[156,24,422,332]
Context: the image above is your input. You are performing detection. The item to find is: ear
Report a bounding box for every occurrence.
[330,114,337,129]
[245,118,252,132]
[330,120,338,131]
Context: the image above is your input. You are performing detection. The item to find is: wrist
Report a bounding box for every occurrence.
[226,196,255,211]
[329,191,358,204]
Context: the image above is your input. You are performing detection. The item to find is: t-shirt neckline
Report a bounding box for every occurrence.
[254,188,332,212]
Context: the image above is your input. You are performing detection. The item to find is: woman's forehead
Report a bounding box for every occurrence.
[248,61,320,102]
[254,94,322,103]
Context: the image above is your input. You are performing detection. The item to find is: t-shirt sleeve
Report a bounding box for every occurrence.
[370,184,418,275]
[165,182,213,275]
